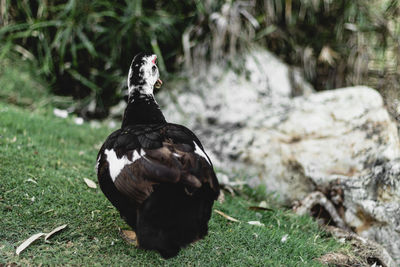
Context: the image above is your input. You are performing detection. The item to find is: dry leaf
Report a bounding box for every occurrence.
[248,206,273,211]
[16,233,45,255]
[259,201,268,208]
[45,224,68,242]
[217,190,225,204]
[25,178,37,184]
[281,234,289,243]
[214,209,240,222]
[318,46,339,66]
[83,178,97,189]
[43,209,54,214]
[119,229,138,246]
[249,200,273,211]
[247,221,265,227]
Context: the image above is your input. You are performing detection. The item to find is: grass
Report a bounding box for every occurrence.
[0,56,49,107]
[0,60,346,266]
[0,56,75,112]
[0,102,346,266]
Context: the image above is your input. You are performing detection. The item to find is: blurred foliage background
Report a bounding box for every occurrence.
[1,0,399,119]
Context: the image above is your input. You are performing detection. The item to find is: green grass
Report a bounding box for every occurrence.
[0,56,49,106]
[0,60,346,265]
[0,56,75,112]
[0,102,345,266]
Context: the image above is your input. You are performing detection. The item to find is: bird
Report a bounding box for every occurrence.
[96,52,220,258]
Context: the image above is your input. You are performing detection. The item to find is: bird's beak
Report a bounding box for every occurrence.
[155,79,163,89]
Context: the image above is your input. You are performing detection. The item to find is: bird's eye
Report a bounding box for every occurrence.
[152,65,157,72]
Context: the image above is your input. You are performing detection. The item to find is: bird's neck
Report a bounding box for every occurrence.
[121,91,166,127]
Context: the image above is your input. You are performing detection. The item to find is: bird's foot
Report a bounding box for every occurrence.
[119,228,138,247]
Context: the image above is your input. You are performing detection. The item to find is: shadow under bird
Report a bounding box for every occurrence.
[96,52,220,258]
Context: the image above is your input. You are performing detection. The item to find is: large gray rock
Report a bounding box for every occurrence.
[158,49,400,263]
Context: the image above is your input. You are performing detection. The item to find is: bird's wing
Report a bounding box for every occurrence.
[162,123,219,192]
[97,124,219,205]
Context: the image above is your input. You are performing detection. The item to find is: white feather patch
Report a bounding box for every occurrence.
[127,66,133,95]
[133,150,141,161]
[105,149,141,181]
[95,155,100,171]
[127,54,159,97]
[193,142,211,165]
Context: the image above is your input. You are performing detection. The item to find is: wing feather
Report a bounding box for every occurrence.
[104,123,219,205]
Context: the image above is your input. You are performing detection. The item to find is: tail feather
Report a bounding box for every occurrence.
[134,183,214,258]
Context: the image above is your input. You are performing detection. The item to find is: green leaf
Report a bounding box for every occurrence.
[76,29,97,57]
[67,68,101,93]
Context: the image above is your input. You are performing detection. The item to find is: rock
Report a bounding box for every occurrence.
[157,49,400,264]
[343,158,400,264]
[319,226,396,267]
[160,49,313,129]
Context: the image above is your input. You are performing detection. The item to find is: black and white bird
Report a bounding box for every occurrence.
[96,52,220,258]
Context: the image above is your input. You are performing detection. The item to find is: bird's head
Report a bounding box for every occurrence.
[127,52,163,97]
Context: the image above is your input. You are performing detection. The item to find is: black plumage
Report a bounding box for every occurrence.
[96,52,220,258]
